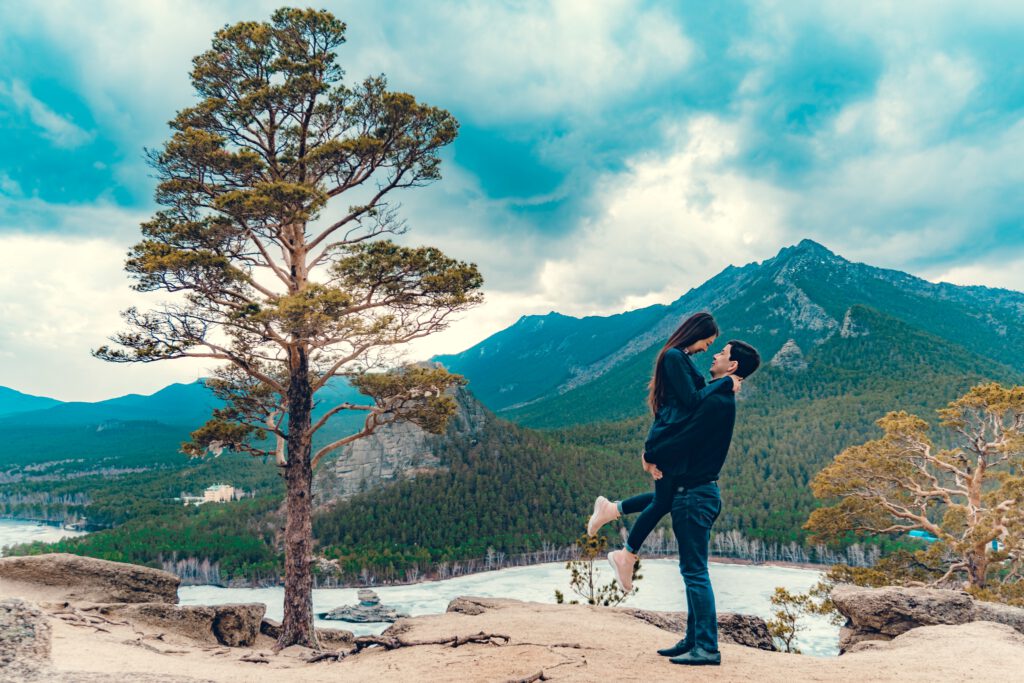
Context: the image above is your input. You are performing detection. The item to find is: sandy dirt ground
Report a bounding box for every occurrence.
[6,581,1024,683]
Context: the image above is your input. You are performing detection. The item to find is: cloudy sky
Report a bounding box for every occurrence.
[2,0,1024,401]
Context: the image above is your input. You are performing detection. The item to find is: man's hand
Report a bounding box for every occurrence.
[730,375,742,394]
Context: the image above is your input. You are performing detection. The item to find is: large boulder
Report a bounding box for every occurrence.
[615,607,774,650]
[97,602,265,647]
[830,584,1024,653]
[211,603,265,647]
[0,554,179,604]
[446,596,776,651]
[0,598,51,680]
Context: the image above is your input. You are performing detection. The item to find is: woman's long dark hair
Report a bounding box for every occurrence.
[647,311,719,415]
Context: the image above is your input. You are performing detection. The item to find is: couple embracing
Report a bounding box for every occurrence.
[586,312,761,667]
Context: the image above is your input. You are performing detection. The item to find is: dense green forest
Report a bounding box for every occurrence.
[12,496,283,582]
[1,436,282,527]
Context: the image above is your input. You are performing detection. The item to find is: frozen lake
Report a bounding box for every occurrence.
[0,517,87,553]
[181,559,840,656]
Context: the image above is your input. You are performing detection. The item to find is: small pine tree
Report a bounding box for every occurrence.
[766,586,813,653]
[554,534,641,607]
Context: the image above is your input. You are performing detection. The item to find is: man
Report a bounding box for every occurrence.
[647,340,761,666]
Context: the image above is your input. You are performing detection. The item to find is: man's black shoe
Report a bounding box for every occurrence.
[669,647,721,666]
[656,640,692,657]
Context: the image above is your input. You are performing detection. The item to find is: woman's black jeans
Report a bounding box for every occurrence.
[617,474,676,553]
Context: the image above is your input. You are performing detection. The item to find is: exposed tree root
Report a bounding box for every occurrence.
[305,631,512,663]
[505,671,549,683]
[306,650,345,663]
[239,653,271,664]
[50,604,129,632]
[122,636,189,655]
[355,630,511,652]
[516,642,585,649]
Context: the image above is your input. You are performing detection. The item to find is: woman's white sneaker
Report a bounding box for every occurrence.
[607,550,636,592]
[587,496,619,536]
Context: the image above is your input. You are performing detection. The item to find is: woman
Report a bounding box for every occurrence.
[586,311,740,590]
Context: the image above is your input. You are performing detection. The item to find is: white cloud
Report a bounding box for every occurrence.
[793,116,1024,271]
[525,115,790,313]
[0,193,149,239]
[0,232,207,402]
[0,79,94,148]
[831,53,977,150]
[928,259,1024,293]
[378,0,693,122]
[404,289,559,362]
[0,173,22,196]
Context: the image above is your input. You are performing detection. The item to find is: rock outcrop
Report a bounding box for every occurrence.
[0,598,51,681]
[831,584,1024,652]
[446,596,776,650]
[840,307,870,338]
[313,384,486,504]
[769,339,808,371]
[320,588,409,623]
[0,554,179,604]
[96,602,266,647]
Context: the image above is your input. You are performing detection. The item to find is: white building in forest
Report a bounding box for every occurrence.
[178,483,243,506]
[203,484,238,503]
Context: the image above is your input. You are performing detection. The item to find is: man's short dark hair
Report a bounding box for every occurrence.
[727,340,760,379]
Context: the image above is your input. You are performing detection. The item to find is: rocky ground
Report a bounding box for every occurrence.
[3,554,1024,682]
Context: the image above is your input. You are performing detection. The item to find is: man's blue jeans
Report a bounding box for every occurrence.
[670,481,722,653]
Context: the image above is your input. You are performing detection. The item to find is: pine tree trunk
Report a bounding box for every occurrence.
[278,347,318,649]
[966,546,989,590]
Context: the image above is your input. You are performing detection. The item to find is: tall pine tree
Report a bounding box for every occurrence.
[96,8,481,647]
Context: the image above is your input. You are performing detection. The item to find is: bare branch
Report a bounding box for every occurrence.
[310,401,379,435]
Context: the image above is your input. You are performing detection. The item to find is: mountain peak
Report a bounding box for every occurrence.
[784,238,840,259]
[768,239,848,274]
[795,238,831,252]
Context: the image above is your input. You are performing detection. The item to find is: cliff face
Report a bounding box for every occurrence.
[312,386,487,506]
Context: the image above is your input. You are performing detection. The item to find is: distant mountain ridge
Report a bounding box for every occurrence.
[0,377,366,430]
[0,381,221,428]
[436,240,1024,426]
[0,386,62,418]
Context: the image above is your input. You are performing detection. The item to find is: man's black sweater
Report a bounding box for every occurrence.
[644,380,737,486]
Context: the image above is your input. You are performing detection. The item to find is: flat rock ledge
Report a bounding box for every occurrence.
[446,596,776,650]
[831,584,1024,653]
[97,602,266,647]
[0,597,210,683]
[0,554,179,605]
